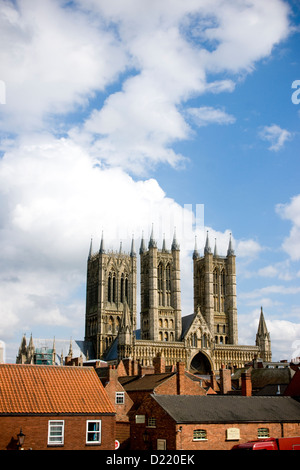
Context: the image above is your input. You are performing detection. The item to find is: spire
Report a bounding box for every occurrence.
[148,224,157,248]
[257,307,269,337]
[162,234,167,252]
[214,238,218,257]
[227,233,235,256]
[119,241,122,254]
[204,231,211,254]
[99,231,105,254]
[139,231,146,254]
[68,338,73,358]
[130,235,136,257]
[88,238,93,259]
[171,227,180,251]
[193,235,199,259]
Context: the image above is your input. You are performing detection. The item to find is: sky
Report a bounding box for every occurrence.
[0,0,300,363]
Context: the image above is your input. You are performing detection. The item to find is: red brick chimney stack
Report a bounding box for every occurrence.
[241,369,252,396]
[219,365,232,394]
[176,361,186,395]
[153,355,166,374]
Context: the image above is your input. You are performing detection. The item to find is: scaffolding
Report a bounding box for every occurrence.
[35,347,54,365]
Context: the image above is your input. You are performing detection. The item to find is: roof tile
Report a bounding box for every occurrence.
[0,364,115,415]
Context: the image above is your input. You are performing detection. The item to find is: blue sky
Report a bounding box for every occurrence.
[0,0,299,363]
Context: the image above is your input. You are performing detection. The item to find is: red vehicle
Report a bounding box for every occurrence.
[232,437,300,450]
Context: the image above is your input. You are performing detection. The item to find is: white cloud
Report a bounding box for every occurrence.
[276,194,300,261]
[259,124,293,151]
[186,106,236,127]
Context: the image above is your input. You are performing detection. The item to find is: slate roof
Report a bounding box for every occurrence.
[232,367,293,390]
[0,364,115,415]
[119,372,175,391]
[151,395,300,424]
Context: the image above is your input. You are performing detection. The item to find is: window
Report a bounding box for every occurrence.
[147,417,156,427]
[86,420,101,444]
[115,392,125,404]
[48,420,64,445]
[193,429,207,441]
[258,427,269,439]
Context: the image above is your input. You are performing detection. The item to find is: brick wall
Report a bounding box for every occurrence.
[0,414,115,450]
[129,395,300,450]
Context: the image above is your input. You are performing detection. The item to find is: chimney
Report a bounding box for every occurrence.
[241,370,252,396]
[107,365,118,386]
[210,370,218,392]
[219,365,232,394]
[176,362,186,395]
[153,355,166,374]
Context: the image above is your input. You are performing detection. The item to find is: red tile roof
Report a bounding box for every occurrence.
[0,364,115,415]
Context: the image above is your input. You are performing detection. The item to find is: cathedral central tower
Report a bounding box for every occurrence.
[139,229,182,342]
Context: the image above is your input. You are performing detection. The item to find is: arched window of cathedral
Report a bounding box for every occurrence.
[112,274,116,303]
[125,276,128,302]
[164,332,168,342]
[108,316,114,333]
[166,263,171,306]
[193,333,197,347]
[108,272,112,302]
[213,268,219,311]
[220,336,223,344]
[166,264,171,291]
[159,331,163,341]
[215,336,218,344]
[220,269,226,312]
[170,319,174,328]
[159,318,163,328]
[164,319,168,328]
[158,263,163,306]
[170,332,174,341]
[120,274,124,303]
[116,316,120,332]
[221,269,226,295]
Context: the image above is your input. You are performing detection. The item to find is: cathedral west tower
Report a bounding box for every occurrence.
[85,233,137,359]
[193,232,238,346]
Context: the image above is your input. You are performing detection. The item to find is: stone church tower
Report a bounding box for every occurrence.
[193,232,238,347]
[85,233,137,359]
[139,229,182,343]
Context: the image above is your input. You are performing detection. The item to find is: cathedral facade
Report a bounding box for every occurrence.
[85,230,272,373]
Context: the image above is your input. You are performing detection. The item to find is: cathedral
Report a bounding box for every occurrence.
[84,230,272,373]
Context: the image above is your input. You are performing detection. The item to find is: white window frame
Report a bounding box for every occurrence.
[86,420,101,444]
[193,429,207,441]
[147,417,156,428]
[48,420,65,446]
[257,427,269,439]
[115,391,125,404]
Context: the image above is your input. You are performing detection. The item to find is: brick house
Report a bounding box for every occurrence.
[130,394,300,450]
[0,364,116,450]
[96,364,134,449]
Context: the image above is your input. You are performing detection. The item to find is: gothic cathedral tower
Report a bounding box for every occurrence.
[139,229,182,343]
[85,234,137,359]
[193,232,238,346]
